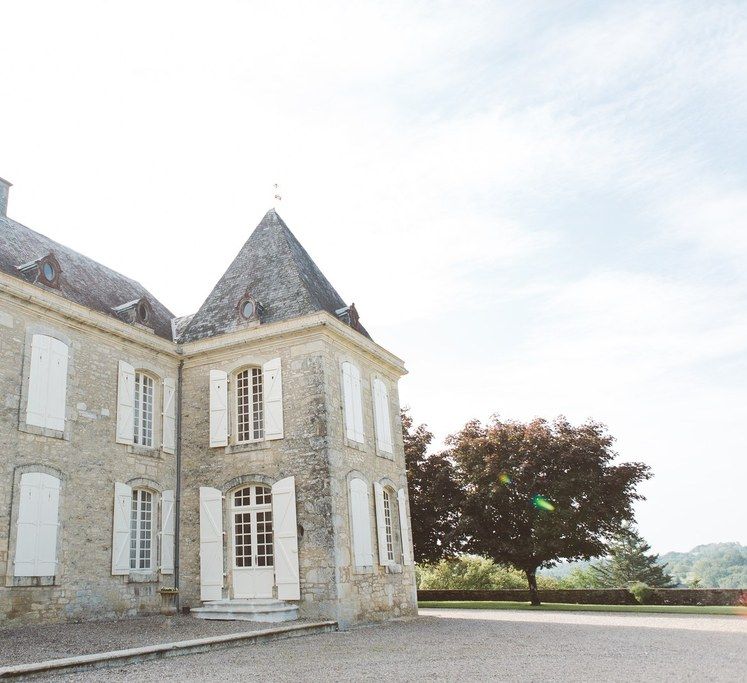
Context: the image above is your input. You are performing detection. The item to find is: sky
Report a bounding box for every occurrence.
[1,1,746,553]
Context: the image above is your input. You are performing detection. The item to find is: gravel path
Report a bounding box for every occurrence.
[0,615,307,666]
[43,608,747,681]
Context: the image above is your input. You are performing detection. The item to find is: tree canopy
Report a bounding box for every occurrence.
[590,524,673,587]
[449,416,651,604]
[403,410,463,563]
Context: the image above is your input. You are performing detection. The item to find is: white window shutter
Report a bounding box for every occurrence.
[116,361,135,445]
[349,478,373,567]
[112,482,132,575]
[373,378,393,454]
[272,476,300,600]
[46,338,68,431]
[263,358,283,440]
[26,334,51,429]
[341,362,356,441]
[14,473,40,577]
[342,362,364,443]
[160,489,175,574]
[162,377,176,454]
[397,488,413,565]
[373,481,390,565]
[199,486,224,600]
[14,472,60,577]
[35,473,61,576]
[209,370,228,447]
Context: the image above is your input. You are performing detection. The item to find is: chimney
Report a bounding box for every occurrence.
[0,177,11,217]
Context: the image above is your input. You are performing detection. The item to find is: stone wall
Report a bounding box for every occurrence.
[0,294,179,625]
[418,588,747,606]
[323,336,418,625]
[178,332,341,622]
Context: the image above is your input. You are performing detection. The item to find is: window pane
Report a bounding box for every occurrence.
[133,373,154,447]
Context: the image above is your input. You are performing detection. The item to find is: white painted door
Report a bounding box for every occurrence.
[231,484,274,599]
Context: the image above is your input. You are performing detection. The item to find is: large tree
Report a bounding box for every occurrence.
[592,524,673,587]
[403,409,464,563]
[450,416,651,605]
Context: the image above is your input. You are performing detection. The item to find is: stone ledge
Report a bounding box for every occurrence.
[0,620,338,679]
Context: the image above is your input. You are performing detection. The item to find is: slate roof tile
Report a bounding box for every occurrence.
[0,215,175,340]
[180,209,369,342]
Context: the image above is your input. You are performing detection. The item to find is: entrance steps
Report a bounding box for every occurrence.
[191,599,299,623]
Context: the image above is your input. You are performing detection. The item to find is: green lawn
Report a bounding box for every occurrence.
[418,600,747,616]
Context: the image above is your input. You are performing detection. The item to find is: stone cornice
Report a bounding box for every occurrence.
[0,272,407,375]
[180,311,407,376]
[0,271,178,356]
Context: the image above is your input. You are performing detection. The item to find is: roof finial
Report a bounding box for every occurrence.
[273,183,282,209]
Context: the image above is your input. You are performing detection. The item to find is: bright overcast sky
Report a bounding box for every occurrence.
[2,1,746,553]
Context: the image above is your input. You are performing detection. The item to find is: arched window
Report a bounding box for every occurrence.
[130,488,154,570]
[236,368,263,442]
[133,371,155,447]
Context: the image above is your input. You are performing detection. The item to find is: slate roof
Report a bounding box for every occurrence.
[0,215,175,340]
[180,209,369,342]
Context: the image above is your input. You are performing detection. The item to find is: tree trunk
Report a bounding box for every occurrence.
[526,568,541,606]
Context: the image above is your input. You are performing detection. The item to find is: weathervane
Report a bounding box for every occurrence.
[273,183,282,209]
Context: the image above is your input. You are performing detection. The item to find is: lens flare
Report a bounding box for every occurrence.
[532,495,555,511]
[499,473,511,485]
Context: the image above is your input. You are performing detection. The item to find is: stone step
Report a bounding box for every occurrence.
[191,599,300,623]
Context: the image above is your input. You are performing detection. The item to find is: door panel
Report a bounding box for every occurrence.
[231,485,274,599]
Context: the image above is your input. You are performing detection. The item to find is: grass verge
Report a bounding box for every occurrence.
[418,600,747,616]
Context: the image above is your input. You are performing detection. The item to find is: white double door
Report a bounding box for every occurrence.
[231,484,274,599]
[199,477,300,603]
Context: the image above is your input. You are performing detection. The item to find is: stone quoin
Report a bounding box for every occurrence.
[0,176,417,627]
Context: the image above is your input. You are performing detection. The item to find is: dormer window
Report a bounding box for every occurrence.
[136,300,150,324]
[112,297,153,330]
[17,253,61,289]
[42,261,55,282]
[335,303,361,331]
[238,295,262,322]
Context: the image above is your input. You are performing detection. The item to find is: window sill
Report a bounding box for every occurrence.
[353,565,374,575]
[375,450,395,461]
[18,422,68,441]
[225,441,271,455]
[128,571,159,583]
[344,438,367,453]
[385,563,403,574]
[9,575,57,587]
[127,445,162,457]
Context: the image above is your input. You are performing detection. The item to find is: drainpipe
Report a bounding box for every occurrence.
[174,359,184,612]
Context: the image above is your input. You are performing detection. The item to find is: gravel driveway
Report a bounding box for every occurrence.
[43,607,747,681]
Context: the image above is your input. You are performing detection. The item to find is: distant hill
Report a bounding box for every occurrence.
[539,542,747,588]
[659,543,747,588]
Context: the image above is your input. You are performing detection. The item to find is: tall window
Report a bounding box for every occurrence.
[236,368,263,442]
[382,488,395,563]
[130,489,153,570]
[133,372,154,447]
[232,485,273,568]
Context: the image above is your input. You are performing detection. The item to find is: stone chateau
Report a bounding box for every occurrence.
[0,177,416,627]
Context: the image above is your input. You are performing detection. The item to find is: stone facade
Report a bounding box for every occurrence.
[0,287,179,624]
[0,187,416,627]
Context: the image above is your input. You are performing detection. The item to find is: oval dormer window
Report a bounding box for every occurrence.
[241,300,255,319]
[238,295,259,321]
[136,300,150,324]
[38,255,61,288]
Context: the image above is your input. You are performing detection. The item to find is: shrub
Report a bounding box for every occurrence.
[629,581,653,604]
[417,556,526,590]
